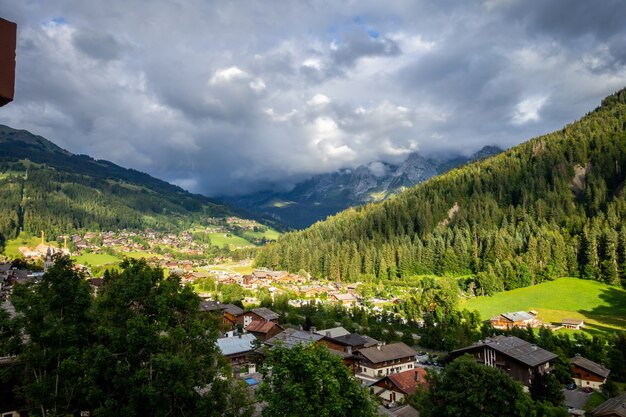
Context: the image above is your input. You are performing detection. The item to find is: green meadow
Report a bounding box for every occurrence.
[208,232,254,248]
[73,252,121,267]
[461,277,626,334]
[2,233,57,259]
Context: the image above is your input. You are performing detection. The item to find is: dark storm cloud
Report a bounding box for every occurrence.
[0,0,624,196]
[72,29,125,61]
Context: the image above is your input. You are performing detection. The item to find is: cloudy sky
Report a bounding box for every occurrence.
[1,0,626,196]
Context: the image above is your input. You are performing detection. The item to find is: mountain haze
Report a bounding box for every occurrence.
[0,125,232,245]
[226,146,501,229]
[256,88,626,292]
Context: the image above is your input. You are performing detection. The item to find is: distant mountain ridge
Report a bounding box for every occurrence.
[255,88,626,289]
[225,146,502,229]
[0,125,233,245]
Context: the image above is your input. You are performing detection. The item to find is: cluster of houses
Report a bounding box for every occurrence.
[203,300,424,415]
[202,300,621,417]
[449,336,622,416]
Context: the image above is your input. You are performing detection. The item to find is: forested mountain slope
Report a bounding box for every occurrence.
[225,146,501,229]
[0,125,231,246]
[256,89,626,292]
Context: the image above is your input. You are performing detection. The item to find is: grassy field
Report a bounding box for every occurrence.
[244,228,281,241]
[2,233,57,258]
[461,277,626,334]
[122,251,161,260]
[208,232,253,248]
[206,262,255,275]
[73,252,121,267]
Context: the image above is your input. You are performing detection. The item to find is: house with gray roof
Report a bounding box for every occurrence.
[571,354,610,390]
[450,335,557,387]
[353,342,417,383]
[216,333,258,372]
[315,326,351,338]
[592,394,626,417]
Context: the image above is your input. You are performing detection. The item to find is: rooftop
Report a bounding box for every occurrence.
[251,307,280,321]
[223,303,245,316]
[592,394,626,417]
[246,320,282,334]
[357,342,417,364]
[216,333,257,356]
[199,300,226,312]
[316,326,350,338]
[452,336,558,367]
[501,311,535,322]
[571,355,610,379]
[328,333,370,347]
[386,368,428,395]
[266,329,323,348]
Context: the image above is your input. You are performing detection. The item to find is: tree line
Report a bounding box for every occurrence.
[256,88,626,292]
[0,258,253,416]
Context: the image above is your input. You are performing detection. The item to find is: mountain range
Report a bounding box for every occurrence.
[256,88,626,289]
[0,125,233,245]
[224,146,502,229]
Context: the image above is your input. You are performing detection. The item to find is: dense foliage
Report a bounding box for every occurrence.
[414,355,568,417]
[0,125,230,247]
[258,343,378,417]
[257,88,626,292]
[0,258,252,417]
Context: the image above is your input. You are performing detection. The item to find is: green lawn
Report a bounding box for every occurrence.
[207,262,254,275]
[73,252,121,267]
[208,232,253,248]
[461,277,626,334]
[2,233,56,258]
[122,251,161,260]
[244,228,281,241]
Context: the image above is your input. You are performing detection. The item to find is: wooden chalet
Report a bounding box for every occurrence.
[489,311,538,329]
[353,342,418,383]
[592,394,626,417]
[216,333,258,374]
[562,318,585,330]
[331,293,357,307]
[319,332,379,355]
[571,354,610,390]
[222,303,245,327]
[237,307,279,328]
[245,320,284,341]
[450,336,557,387]
[371,368,428,404]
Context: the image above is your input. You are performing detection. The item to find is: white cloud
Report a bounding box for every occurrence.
[0,0,624,196]
[210,67,248,84]
[512,96,547,124]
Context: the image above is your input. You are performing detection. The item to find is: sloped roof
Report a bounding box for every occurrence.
[593,394,626,417]
[266,329,323,348]
[378,405,420,417]
[386,368,428,395]
[251,307,280,321]
[357,342,417,364]
[329,333,370,347]
[452,336,557,367]
[216,334,257,356]
[246,320,282,334]
[501,311,535,322]
[199,300,226,312]
[333,293,356,301]
[223,303,245,316]
[571,355,610,378]
[316,326,350,338]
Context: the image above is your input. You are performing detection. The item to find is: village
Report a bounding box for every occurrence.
[1,248,619,417]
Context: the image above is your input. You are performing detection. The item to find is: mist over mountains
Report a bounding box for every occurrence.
[224,146,502,229]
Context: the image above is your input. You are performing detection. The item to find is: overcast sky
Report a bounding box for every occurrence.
[1,0,625,196]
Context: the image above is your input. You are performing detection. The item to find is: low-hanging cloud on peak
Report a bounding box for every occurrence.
[0,0,625,196]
